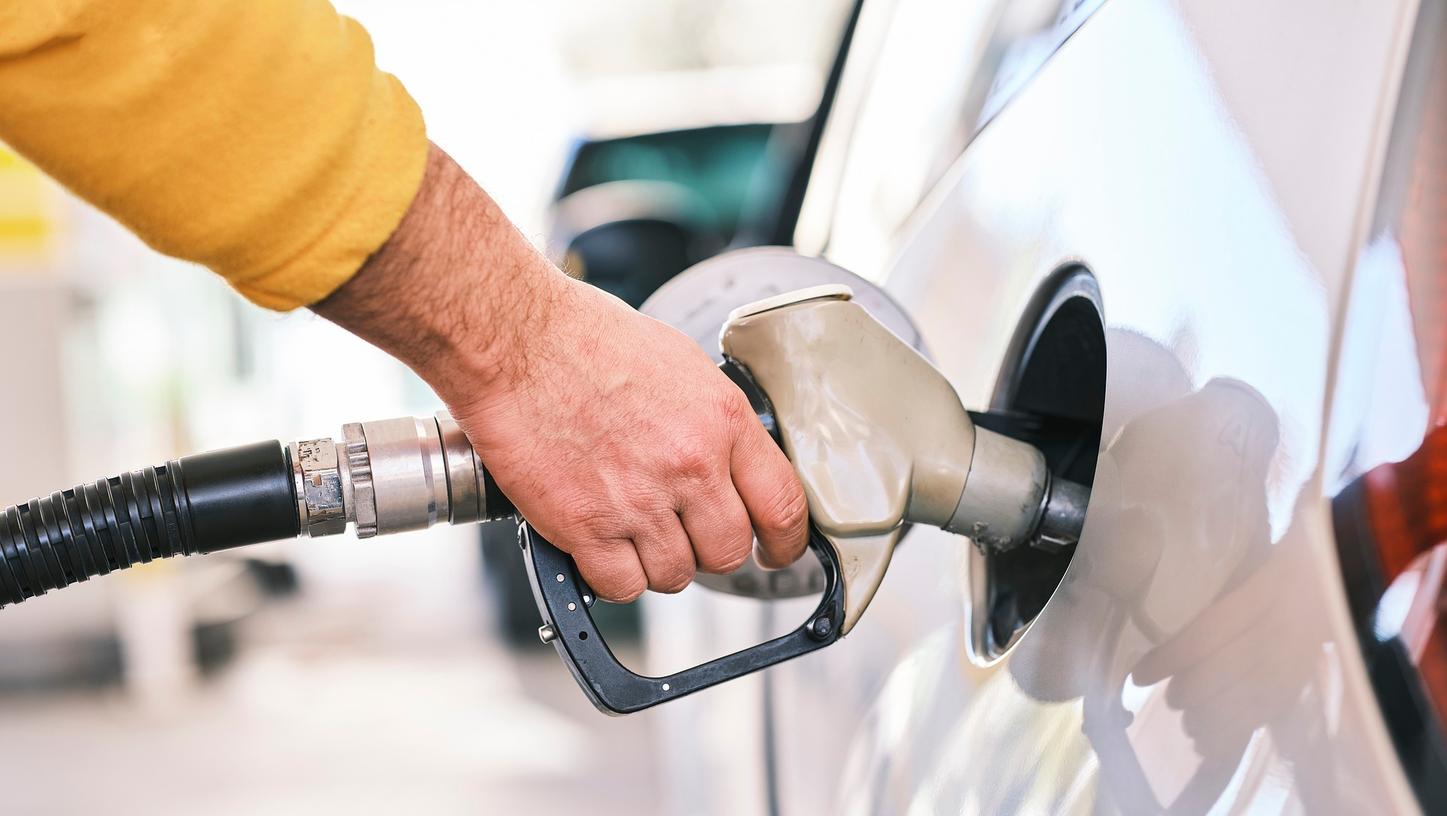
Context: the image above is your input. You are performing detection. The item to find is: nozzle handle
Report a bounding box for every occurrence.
[520,521,844,715]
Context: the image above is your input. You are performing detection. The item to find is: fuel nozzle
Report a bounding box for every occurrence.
[720,283,1088,631]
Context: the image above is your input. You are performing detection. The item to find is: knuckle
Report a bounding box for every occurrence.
[639,507,682,537]
[636,526,695,594]
[718,388,752,426]
[713,544,752,574]
[757,482,809,540]
[650,543,696,593]
[666,437,716,481]
[576,547,645,603]
[698,527,753,573]
[651,565,694,594]
[559,501,625,542]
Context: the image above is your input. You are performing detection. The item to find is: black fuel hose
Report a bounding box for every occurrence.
[0,441,297,607]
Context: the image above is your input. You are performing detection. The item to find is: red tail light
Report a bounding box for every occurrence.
[1333,5,1447,808]
[1355,0,1446,644]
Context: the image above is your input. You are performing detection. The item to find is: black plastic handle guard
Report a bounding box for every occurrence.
[520,522,844,715]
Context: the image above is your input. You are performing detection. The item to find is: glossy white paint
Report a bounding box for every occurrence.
[650,0,1430,813]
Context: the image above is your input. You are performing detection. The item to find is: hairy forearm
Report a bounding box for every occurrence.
[314,142,566,404]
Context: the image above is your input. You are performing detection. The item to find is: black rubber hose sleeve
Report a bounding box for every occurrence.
[0,440,298,607]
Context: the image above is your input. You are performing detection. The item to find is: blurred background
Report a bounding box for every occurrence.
[0,1,850,813]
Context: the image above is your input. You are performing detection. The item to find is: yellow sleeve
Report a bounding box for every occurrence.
[0,0,427,310]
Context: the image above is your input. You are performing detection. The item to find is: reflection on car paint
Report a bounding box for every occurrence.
[760,0,1422,813]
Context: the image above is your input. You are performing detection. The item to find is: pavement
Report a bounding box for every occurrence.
[0,532,659,816]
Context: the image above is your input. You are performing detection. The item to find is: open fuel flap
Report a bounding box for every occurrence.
[968,266,1106,661]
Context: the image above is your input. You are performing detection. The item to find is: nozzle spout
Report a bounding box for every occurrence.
[720,282,1090,630]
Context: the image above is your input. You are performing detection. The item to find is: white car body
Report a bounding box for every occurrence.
[643,0,1434,813]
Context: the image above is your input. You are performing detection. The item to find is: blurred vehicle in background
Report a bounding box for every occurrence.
[548,0,1447,813]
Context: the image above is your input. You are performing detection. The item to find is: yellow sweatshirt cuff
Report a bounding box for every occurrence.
[0,0,429,311]
[231,75,428,311]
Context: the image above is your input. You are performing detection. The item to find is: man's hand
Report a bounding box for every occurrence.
[454,278,810,600]
[316,143,809,601]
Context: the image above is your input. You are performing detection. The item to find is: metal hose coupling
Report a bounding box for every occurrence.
[0,412,514,609]
[289,412,515,540]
